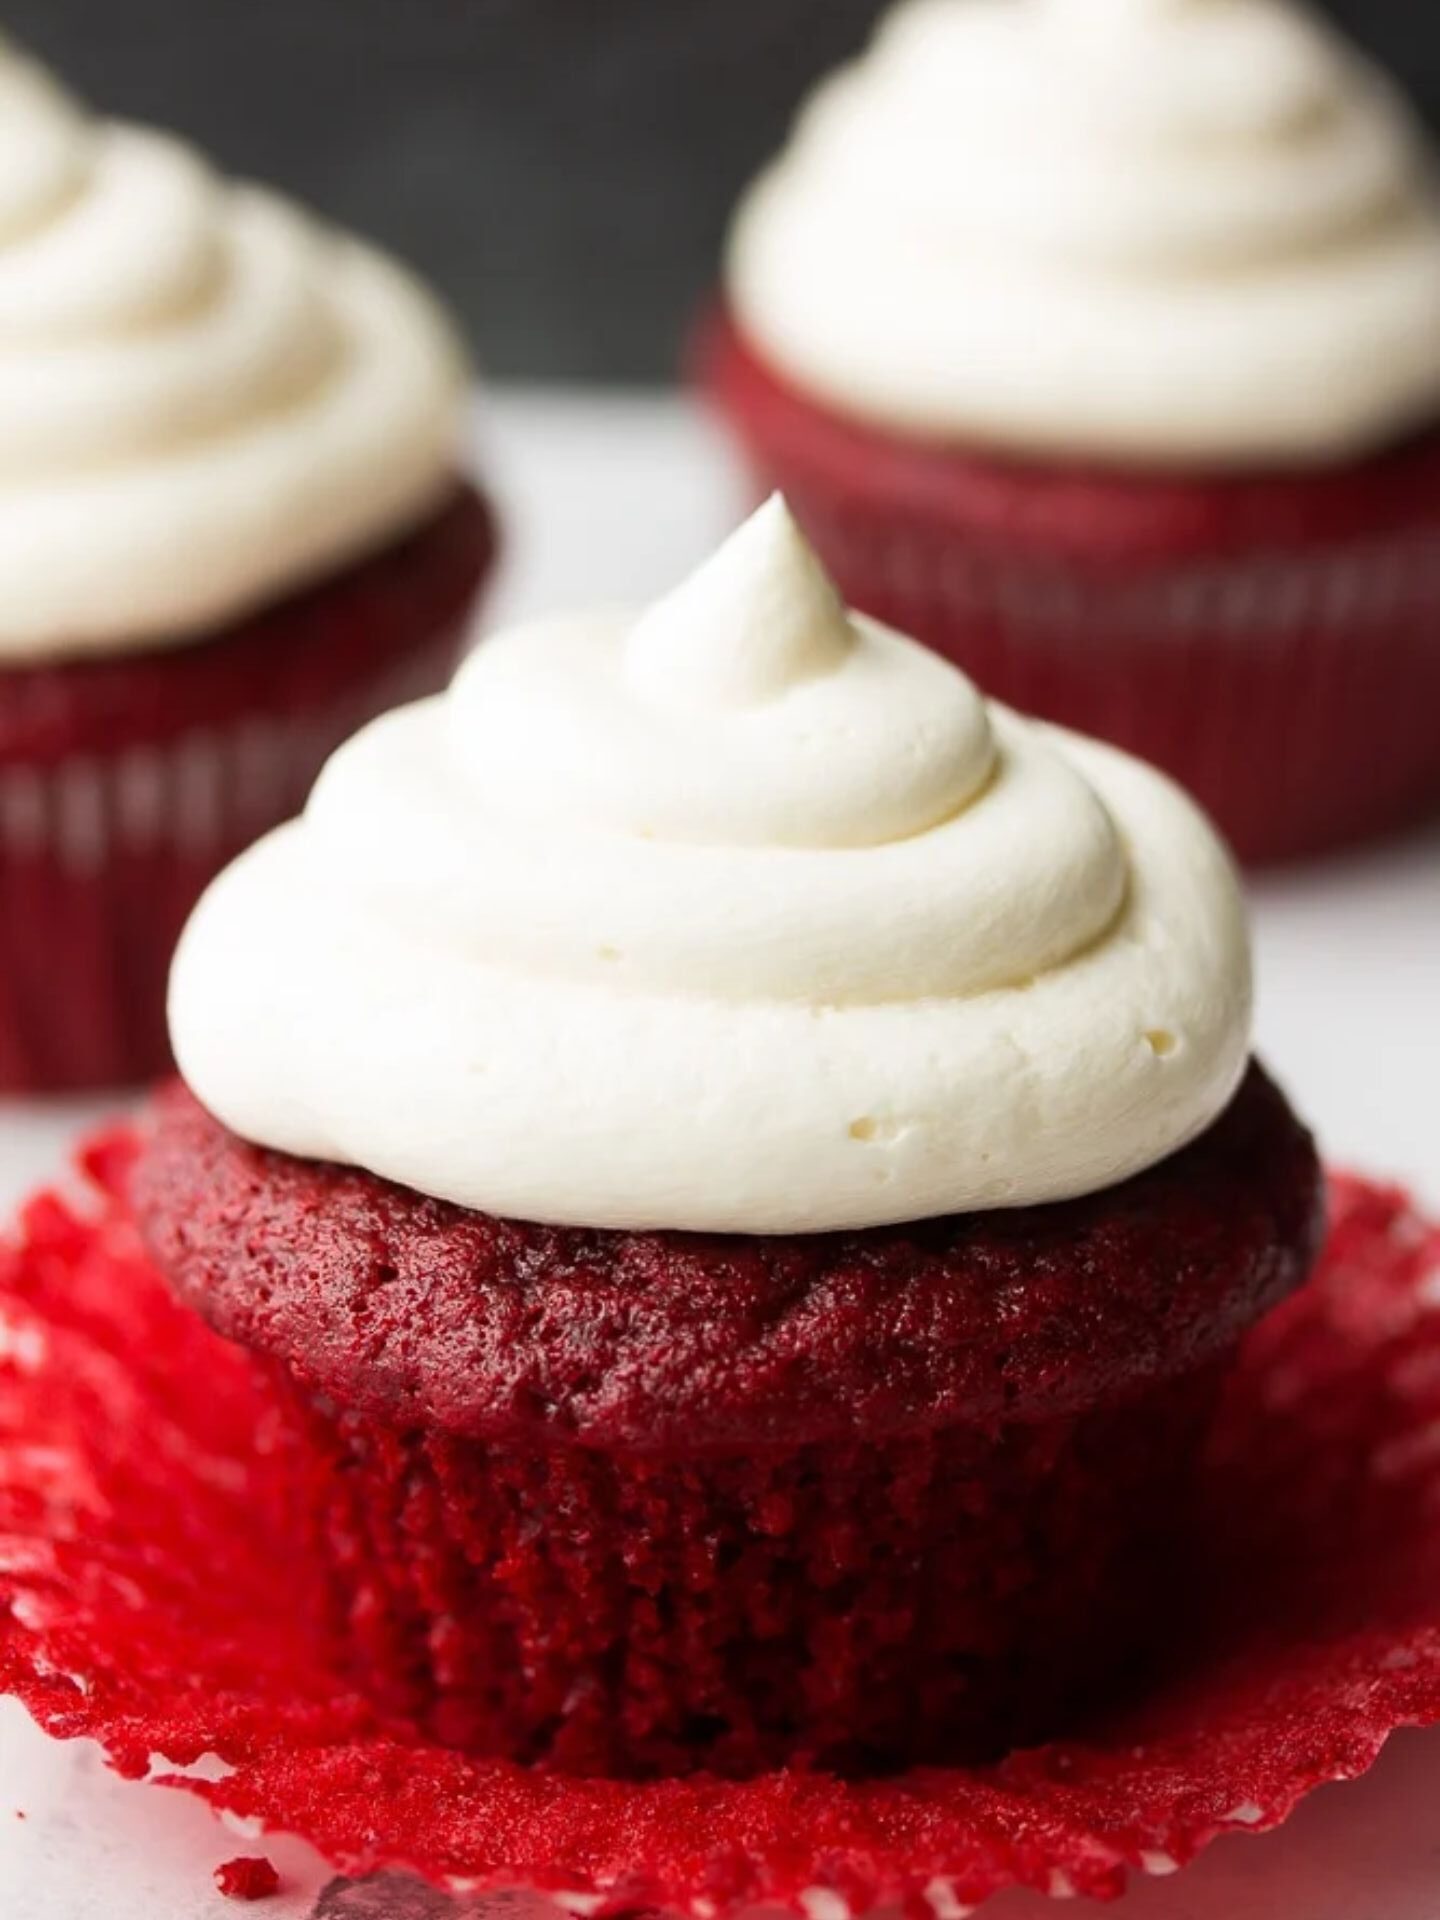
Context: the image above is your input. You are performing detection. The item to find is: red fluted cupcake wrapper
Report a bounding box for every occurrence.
[0,487,494,1091]
[698,312,1440,865]
[2,1145,1440,1914]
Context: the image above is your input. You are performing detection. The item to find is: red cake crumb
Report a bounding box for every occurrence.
[214,1856,280,1900]
[133,1064,1320,1448]
[0,1155,1437,1912]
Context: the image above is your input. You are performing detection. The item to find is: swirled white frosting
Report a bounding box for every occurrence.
[726,0,1440,466]
[171,498,1252,1233]
[0,43,467,661]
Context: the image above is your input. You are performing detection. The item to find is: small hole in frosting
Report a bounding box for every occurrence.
[1145,1029,1178,1058]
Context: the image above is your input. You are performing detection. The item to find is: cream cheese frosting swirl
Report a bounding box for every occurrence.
[171,497,1252,1234]
[726,0,1440,466]
[0,42,467,661]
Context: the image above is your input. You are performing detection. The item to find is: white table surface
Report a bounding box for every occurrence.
[1,388,1438,1917]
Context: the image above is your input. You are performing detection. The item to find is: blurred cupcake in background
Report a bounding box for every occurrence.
[700,0,1440,865]
[0,40,494,1092]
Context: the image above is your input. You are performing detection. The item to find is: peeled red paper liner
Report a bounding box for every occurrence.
[1,1135,1439,1917]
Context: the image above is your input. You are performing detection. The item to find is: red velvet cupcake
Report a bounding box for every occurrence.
[699,0,1440,865]
[135,1063,1318,1777]
[128,500,1321,1781]
[0,44,495,1090]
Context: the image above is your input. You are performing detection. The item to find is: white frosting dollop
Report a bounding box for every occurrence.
[0,43,467,661]
[727,0,1440,466]
[171,498,1252,1234]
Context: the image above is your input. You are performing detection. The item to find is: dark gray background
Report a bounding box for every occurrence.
[9,1,1439,380]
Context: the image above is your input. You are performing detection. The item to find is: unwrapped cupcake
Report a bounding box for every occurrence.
[700,0,1440,864]
[131,498,1322,1778]
[0,40,494,1090]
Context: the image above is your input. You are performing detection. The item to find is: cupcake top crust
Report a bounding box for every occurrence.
[170,497,1252,1234]
[0,41,467,662]
[726,0,1440,468]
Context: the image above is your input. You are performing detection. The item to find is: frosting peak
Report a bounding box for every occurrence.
[171,503,1252,1234]
[626,495,853,712]
[726,0,1440,466]
[446,498,993,854]
[0,39,466,661]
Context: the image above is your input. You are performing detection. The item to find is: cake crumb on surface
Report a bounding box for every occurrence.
[215,1856,281,1901]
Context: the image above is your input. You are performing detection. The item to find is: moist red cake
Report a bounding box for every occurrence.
[132,1063,1322,1780]
[0,484,494,1092]
[698,310,1440,866]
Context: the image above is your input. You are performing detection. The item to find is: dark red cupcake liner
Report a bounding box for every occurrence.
[0,485,495,1092]
[2,1143,1440,1913]
[698,310,1440,866]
